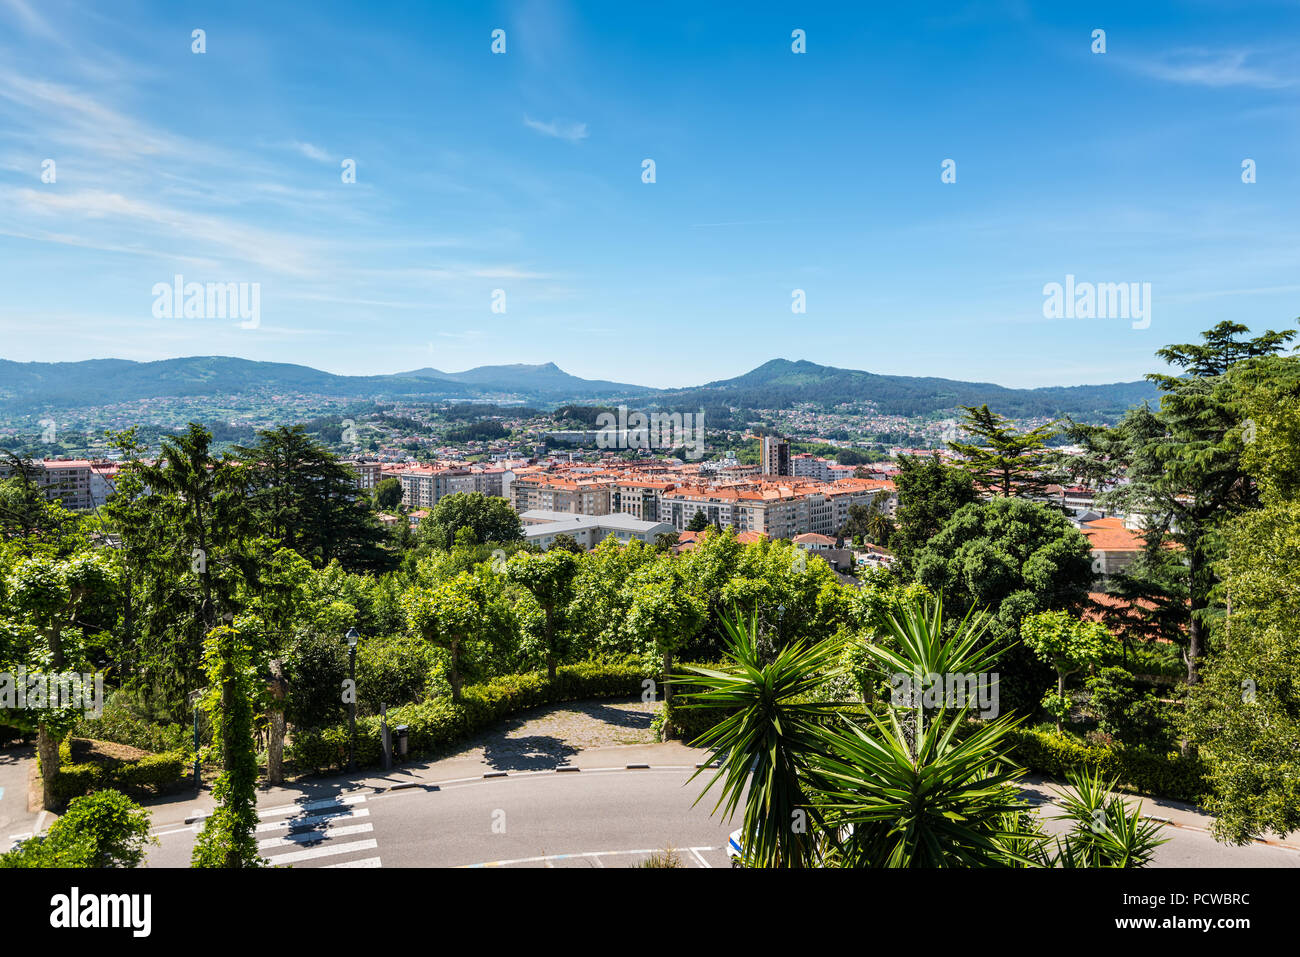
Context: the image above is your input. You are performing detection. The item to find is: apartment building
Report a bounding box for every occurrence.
[655,477,897,540]
[791,453,833,481]
[0,459,96,510]
[343,458,382,491]
[509,473,612,515]
[760,435,791,476]
[609,479,673,522]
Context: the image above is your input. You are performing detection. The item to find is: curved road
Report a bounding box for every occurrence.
[148,764,739,869]
[145,760,1300,869]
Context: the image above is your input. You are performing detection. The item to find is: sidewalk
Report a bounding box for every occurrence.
[0,745,43,847]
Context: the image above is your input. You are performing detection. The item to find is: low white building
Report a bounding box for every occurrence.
[520,510,674,550]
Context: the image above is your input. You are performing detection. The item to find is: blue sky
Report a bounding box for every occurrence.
[0,0,1297,389]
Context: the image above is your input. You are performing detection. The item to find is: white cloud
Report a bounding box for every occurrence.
[523,116,589,142]
[1127,48,1297,89]
[291,140,332,162]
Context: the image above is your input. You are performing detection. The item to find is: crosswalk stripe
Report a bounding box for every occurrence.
[267,838,379,866]
[258,822,374,851]
[257,794,367,819]
[255,807,369,833]
[326,856,383,869]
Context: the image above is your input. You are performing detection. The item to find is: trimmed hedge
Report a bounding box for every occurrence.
[288,661,659,774]
[50,750,189,807]
[1003,727,1208,805]
[663,696,732,745]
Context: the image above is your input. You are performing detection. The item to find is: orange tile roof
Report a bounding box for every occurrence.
[1080,517,1145,551]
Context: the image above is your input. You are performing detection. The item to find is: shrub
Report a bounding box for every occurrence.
[355,633,438,714]
[1004,726,1207,804]
[50,748,188,806]
[71,692,189,755]
[285,628,349,731]
[1085,666,1178,753]
[1,790,155,868]
[118,751,188,793]
[51,763,106,806]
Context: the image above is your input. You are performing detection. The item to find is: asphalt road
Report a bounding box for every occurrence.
[146,763,1300,869]
[148,766,739,868]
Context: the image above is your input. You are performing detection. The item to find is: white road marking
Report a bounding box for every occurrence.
[258,794,368,818]
[258,822,374,850]
[459,846,721,868]
[326,856,382,868]
[256,807,369,833]
[267,838,379,866]
[689,847,712,868]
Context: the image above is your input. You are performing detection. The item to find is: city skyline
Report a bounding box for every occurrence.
[1,0,1297,389]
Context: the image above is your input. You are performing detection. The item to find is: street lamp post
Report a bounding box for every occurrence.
[346,627,359,771]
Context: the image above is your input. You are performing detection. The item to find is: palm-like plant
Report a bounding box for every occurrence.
[857,597,1003,748]
[677,608,847,868]
[678,597,1165,869]
[813,707,1035,867]
[1047,768,1169,868]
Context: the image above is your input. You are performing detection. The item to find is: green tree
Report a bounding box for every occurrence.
[679,601,1037,868]
[686,510,710,533]
[946,404,1057,498]
[192,625,264,868]
[1064,321,1295,684]
[890,454,978,577]
[112,424,256,711]
[374,476,404,511]
[506,550,578,679]
[5,551,117,809]
[0,452,79,545]
[547,533,584,554]
[912,497,1094,715]
[421,492,523,550]
[1021,610,1112,732]
[1183,352,1300,841]
[402,568,504,701]
[679,610,845,867]
[624,559,705,735]
[235,426,389,571]
[838,492,894,545]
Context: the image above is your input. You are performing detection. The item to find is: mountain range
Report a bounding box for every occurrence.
[0,356,1157,420]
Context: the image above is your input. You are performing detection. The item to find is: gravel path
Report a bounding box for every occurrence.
[439,696,659,772]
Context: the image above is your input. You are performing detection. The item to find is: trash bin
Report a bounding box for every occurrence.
[394,725,409,759]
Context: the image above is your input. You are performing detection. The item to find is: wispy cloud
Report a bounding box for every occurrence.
[9,187,325,276]
[1127,47,1298,89]
[523,115,589,142]
[290,141,332,162]
[0,0,64,44]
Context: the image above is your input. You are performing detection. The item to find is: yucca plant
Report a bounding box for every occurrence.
[812,706,1036,867]
[1047,767,1168,868]
[856,596,1005,752]
[676,607,847,868]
